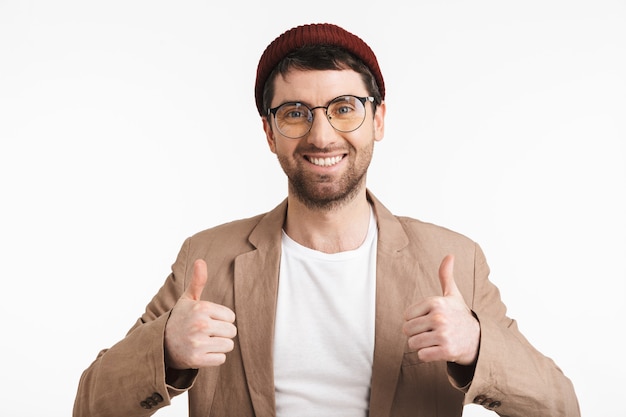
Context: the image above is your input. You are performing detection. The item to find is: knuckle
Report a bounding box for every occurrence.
[431,312,447,327]
[208,353,227,366]
[224,338,235,351]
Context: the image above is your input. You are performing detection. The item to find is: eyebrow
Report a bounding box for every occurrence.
[274,94,363,109]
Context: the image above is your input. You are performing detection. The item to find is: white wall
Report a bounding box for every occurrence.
[1,1,624,416]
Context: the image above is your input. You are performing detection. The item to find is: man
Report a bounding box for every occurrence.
[73,23,580,417]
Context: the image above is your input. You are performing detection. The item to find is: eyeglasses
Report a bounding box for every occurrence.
[268,95,375,139]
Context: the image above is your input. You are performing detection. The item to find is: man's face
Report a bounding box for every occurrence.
[263,69,385,210]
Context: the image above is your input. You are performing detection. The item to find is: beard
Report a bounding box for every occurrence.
[276,139,374,211]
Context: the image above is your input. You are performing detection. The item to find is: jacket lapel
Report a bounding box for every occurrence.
[368,193,424,417]
[234,200,287,417]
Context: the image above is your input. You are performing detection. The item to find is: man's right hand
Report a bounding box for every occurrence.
[164,259,237,370]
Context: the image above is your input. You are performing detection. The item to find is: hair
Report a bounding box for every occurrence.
[261,44,383,117]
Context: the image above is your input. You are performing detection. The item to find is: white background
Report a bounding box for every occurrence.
[1,1,624,416]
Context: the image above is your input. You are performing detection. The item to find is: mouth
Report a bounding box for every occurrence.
[306,154,346,167]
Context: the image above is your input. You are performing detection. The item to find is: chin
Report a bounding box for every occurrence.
[291,181,363,211]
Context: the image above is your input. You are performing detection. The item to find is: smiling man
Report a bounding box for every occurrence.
[74,23,580,417]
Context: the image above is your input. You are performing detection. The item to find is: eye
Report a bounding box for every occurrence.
[278,103,309,121]
[285,109,306,119]
[336,104,355,115]
[329,97,358,118]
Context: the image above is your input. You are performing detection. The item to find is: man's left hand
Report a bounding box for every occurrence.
[402,254,480,365]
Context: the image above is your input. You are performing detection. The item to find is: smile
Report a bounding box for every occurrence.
[307,155,344,167]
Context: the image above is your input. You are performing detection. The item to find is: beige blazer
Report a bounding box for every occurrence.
[74,192,579,417]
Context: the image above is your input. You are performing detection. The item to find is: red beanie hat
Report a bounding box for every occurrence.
[254,23,385,116]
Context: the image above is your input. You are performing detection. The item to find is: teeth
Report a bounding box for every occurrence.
[309,155,343,167]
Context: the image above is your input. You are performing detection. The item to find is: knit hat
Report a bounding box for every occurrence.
[254,23,385,116]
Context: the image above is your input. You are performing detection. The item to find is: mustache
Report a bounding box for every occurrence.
[296,144,350,154]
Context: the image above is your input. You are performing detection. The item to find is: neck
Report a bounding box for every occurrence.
[284,188,371,254]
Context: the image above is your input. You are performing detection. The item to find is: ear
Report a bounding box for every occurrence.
[373,101,386,142]
[262,117,277,154]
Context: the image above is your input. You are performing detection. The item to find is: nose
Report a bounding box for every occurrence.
[306,107,336,148]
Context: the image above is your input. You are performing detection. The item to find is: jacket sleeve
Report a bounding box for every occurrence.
[455,243,580,417]
[73,238,197,417]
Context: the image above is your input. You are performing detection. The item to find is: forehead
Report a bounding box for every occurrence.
[271,69,368,105]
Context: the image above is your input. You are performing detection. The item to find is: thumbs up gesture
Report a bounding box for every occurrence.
[402,255,480,365]
[164,259,237,370]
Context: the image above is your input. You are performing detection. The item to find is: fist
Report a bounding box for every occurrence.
[402,255,480,365]
[164,259,237,369]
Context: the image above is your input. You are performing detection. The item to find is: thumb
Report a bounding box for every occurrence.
[439,254,461,297]
[183,259,209,301]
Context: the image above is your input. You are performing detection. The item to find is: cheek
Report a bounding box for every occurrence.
[273,138,299,159]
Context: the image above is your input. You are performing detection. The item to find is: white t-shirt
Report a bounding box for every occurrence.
[273,209,378,417]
